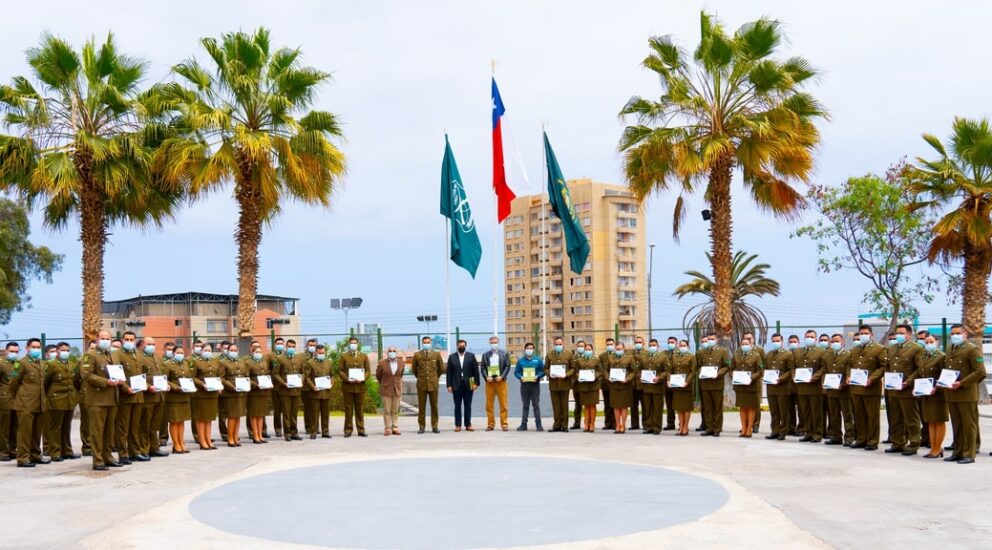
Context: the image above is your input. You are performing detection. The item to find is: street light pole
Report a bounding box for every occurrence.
[648,243,655,339]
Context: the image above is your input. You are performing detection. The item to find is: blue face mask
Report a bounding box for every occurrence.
[307,346,316,354]
[423,343,432,350]
[144,345,155,355]
[253,352,263,361]
[202,351,213,360]
[524,349,534,357]
[5,352,16,361]
[667,342,676,351]
[554,345,563,353]
[28,349,42,359]
[615,350,624,357]
[741,345,752,354]
[769,342,782,351]
[165,350,174,359]
[648,346,658,353]
[59,351,71,361]
[817,341,829,349]
[583,350,593,358]
[634,343,643,351]
[894,334,906,344]
[830,342,842,351]
[606,345,614,353]
[286,348,296,357]
[317,354,326,361]
[925,343,938,353]
[98,339,111,351]
[387,351,397,360]
[950,334,964,345]
[122,342,136,352]
[576,347,585,355]
[349,343,358,352]
[858,334,870,345]
[175,353,185,362]
[804,337,816,347]
[787,342,799,351]
[275,344,285,353]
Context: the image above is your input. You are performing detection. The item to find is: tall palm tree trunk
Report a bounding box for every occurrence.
[961,243,990,342]
[708,154,735,341]
[235,171,262,341]
[77,153,106,344]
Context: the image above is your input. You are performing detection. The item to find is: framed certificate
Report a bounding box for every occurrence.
[609,368,626,383]
[487,365,500,377]
[936,369,959,389]
[822,373,842,390]
[913,377,934,397]
[699,366,718,379]
[640,369,657,384]
[204,377,223,392]
[314,375,332,390]
[550,364,567,379]
[849,368,869,387]
[669,374,687,388]
[256,375,273,389]
[178,377,196,393]
[883,372,904,391]
[762,369,779,385]
[106,364,126,382]
[129,374,147,392]
[522,367,536,382]
[578,369,595,383]
[235,377,251,392]
[794,368,812,384]
[347,369,365,383]
[732,370,751,386]
[152,375,169,392]
[286,373,304,388]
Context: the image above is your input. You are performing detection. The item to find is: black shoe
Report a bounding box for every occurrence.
[824,440,842,446]
[570,423,581,430]
[777,435,786,441]
[753,428,760,433]
[765,434,778,440]
[882,439,892,444]
[944,445,954,451]
[418,429,426,434]
[16,462,35,468]
[262,432,270,438]
[344,433,352,438]
[944,455,962,462]
[663,426,676,431]
[133,455,151,462]
[432,428,440,433]
[358,432,367,437]
[884,447,904,454]
[864,445,878,451]
[958,457,975,464]
[107,461,123,468]
[51,457,64,462]
[700,431,713,436]
[82,449,93,457]
[92,465,108,471]
[799,436,813,442]
[119,458,132,465]
[275,432,283,438]
[901,449,918,456]
[850,443,865,449]
[322,434,332,439]
[150,450,169,457]
[67,453,81,459]
[712,433,720,437]
[516,425,527,432]
[536,426,544,432]
[843,442,852,447]
[695,427,706,432]
[310,435,317,440]
[285,436,292,442]
[291,435,302,441]
[0,455,10,462]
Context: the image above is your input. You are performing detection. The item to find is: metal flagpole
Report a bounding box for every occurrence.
[491,60,499,339]
[540,123,548,357]
[445,218,451,355]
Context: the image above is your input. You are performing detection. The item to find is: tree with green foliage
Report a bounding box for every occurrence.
[0,197,62,325]
[619,11,826,342]
[793,162,939,333]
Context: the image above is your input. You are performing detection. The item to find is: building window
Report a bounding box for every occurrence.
[206,319,229,334]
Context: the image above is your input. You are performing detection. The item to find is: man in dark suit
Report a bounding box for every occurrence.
[446,339,481,432]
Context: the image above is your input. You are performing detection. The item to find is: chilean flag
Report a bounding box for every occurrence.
[491,78,516,222]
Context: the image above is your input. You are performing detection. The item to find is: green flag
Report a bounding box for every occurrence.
[543,132,589,274]
[439,135,482,278]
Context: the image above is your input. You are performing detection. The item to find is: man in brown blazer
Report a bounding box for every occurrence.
[376,346,405,436]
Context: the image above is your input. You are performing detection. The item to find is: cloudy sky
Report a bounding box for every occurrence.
[1,0,988,340]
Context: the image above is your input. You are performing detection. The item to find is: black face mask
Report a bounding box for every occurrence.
[457,346,466,353]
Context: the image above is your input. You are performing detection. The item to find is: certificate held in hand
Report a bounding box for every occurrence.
[936,369,959,389]
[822,373,842,390]
[522,367,536,382]
[178,377,196,393]
[347,369,365,383]
[152,375,169,392]
[235,377,251,393]
[129,374,147,393]
[669,374,687,388]
[314,376,332,390]
[578,369,595,383]
[731,370,751,386]
[640,370,657,384]
[883,372,904,391]
[762,369,779,385]
[286,373,304,388]
[550,364,567,379]
[913,377,935,397]
[699,366,718,379]
[204,377,223,392]
[609,368,626,383]
[849,368,869,387]
[256,375,273,389]
[794,368,812,384]
[106,364,126,382]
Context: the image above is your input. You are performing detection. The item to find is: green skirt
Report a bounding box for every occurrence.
[167,401,191,423]
[247,392,271,418]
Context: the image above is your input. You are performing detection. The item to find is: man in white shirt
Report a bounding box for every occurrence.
[375,346,405,436]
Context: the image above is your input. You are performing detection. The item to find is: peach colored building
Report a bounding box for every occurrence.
[100,292,299,352]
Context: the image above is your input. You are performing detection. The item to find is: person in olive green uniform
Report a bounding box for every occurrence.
[763,334,794,441]
[191,344,223,450]
[670,340,697,435]
[299,338,318,436]
[742,332,765,433]
[10,338,48,467]
[115,331,147,463]
[917,335,948,458]
[546,336,575,432]
[164,346,193,454]
[570,342,584,430]
[137,338,168,458]
[793,330,826,443]
[849,326,888,450]
[573,344,601,432]
[156,342,176,448]
[216,341,231,440]
[732,336,763,438]
[267,338,287,437]
[339,337,371,437]
[786,335,802,436]
[303,344,334,439]
[629,336,647,430]
[412,336,443,434]
[272,339,304,441]
[244,342,272,444]
[43,342,79,461]
[81,331,125,470]
[599,338,616,431]
[663,336,679,430]
[640,339,671,435]
[823,334,856,446]
[607,342,636,433]
[943,325,984,464]
[0,342,22,461]
[220,342,249,446]
[696,333,731,437]
[885,324,925,455]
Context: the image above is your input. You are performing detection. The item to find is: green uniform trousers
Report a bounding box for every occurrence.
[0,409,17,459]
[768,393,791,437]
[665,386,676,428]
[644,392,664,432]
[80,404,91,452]
[852,394,881,447]
[44,410,73,459]
[798,394,824,440]
[630,388,645,429]
[889,396,921,451]
[141,401,165,455]
[218,399,228,438]
[15,410,43,465]
[949,401,979,459]
[601,381,615,430]
[272,393,283,434]
[116,402,144,459]
[550,389,570,431]
[571,383,582,426]
[417,390,438,430]
[343,392,365,434]
[701,389,724,434]
[280,395,300,437]
[302,390,314,435]
[307,398,330,436]
[826,395,856,444]
[88,405,117,467]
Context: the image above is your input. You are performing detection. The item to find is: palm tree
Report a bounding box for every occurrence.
[153,28,346,341]
[0,34,181,342]
[911,117,992,340]
[618,11,826,341]
[674,251,780,347]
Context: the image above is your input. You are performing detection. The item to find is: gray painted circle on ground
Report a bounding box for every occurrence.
[189,456,729,549]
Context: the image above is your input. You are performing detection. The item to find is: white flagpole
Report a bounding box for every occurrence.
[540,124,548,357]
[491,60,499,339]
[445,218,451,355]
